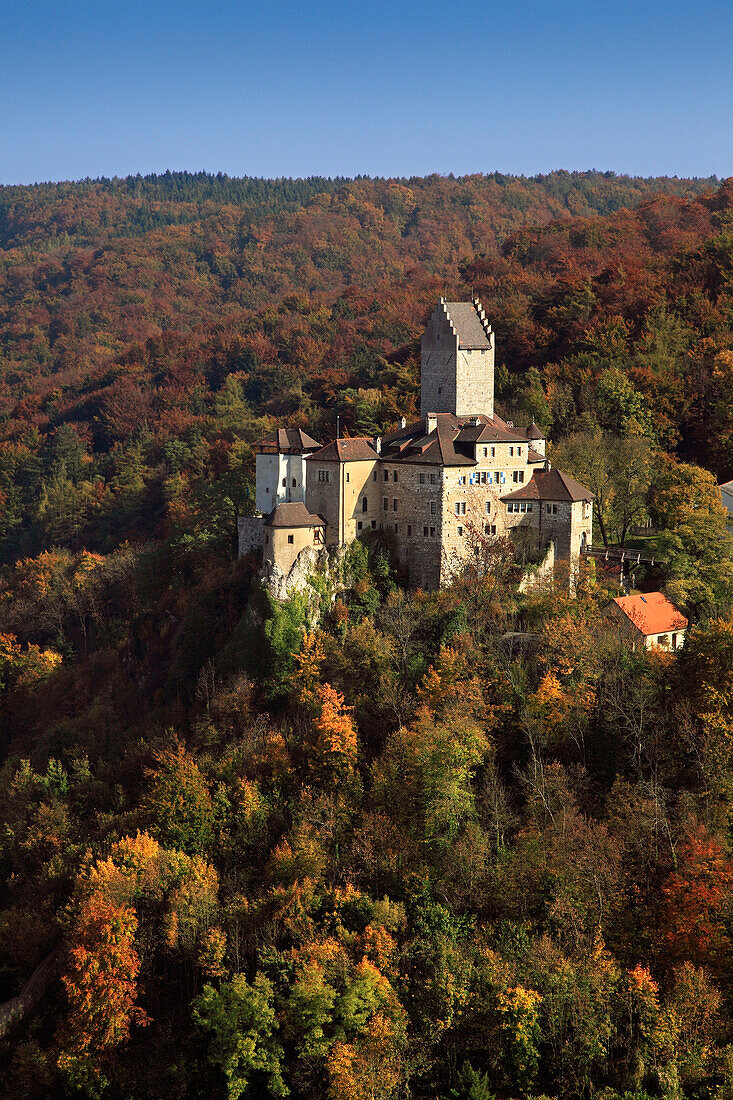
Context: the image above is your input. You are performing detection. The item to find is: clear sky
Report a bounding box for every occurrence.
[1,0,730,184]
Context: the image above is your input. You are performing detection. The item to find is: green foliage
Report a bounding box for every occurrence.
[193,973,288,1099]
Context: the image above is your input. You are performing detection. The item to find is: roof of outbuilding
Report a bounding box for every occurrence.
[263,502,326,528]
[444,301,492,349]
[306,437,379,463]
[500,468,594,503]
[611,592,688,636]
[254,428,321,454]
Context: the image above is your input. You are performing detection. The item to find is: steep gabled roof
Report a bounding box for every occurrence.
[306,437,379,463]
[254,428,321,454]
[444,301,492,349]
[611,592,688,637]
[263,502,326,528]
[527,422,545,441]
[500,468,594,503]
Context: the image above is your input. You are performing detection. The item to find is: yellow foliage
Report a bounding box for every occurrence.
[327,1013,404,1100]
[292,631,326,711]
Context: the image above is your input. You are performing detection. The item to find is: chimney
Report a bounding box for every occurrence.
[375,437,382,454]
[400,417,407,429]
[425,414,437,435]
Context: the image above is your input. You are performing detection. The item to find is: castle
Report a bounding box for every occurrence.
[238,298,593,593]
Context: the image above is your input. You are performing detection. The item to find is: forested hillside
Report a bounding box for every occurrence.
[4,172,733,1098]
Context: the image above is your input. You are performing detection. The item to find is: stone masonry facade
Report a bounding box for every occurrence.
[241,298,594,594]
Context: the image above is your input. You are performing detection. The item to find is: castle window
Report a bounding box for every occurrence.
[509,447,514,457]
[458,475,466,486]
[430,501,437,515]
[407,525,412,536]
[485,524,497,535]
[483,447,488,458]
[455,502,466,516]
[266,486,270,493]
[362,497,368,512]
[357,521,363,531]
[292,478,297,487]
[423,526,429,537]
[265,533,269,543]
[419,473,425,484]
[345,472,350,483]
[520,503,527,513]
[512,471,524,483]
[384,470,389,482]
[393,498,398,512]
[430,474,436,485]
[373,470,377,481]
[527,504,533,513]
[430,526,436,537]
[485,502,491,514]
[393,523,398,532]
[318,469,330,483]
[371,520,377,529]
[383,497,388,511]
[287,534,294,544]
[547,503,558,515]
[437,386,442,393]
[518,447,522,456]
[457,526,463,536]
[393,471,398,482]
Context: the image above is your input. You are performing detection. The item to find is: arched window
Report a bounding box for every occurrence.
[362,498,368,512]
[292,477,297,487]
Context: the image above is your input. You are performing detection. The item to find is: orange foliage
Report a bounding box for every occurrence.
[314,683,357,780]
[662,824,733,970]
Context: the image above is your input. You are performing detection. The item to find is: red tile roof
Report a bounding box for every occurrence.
[306,437,379,463]
[254,428,321,453]
[500,468,593,503]
[263,502,326,528]
[612,592,688,637]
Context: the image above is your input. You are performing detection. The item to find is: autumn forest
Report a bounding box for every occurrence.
[4,170,733,1099]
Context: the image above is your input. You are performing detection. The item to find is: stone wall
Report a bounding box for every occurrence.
[419,300,494,418]
[382,461,443,590]
[306,458,379,546]
[455,346,494,418]
[238,515,264,558]
[420,303,459,417]
[264,523,322,576]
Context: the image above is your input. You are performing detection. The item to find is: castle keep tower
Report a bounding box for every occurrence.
[420,297,495,418]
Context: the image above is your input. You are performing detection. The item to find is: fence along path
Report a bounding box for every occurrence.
[0,948,60,1037]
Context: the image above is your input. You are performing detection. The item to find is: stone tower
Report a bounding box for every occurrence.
[420,297,495,419]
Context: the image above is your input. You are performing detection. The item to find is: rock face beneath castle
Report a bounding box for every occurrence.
[242,297,594,596]
[260,544,325,602]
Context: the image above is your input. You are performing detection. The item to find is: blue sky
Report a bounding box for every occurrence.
[0,0,730,183]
